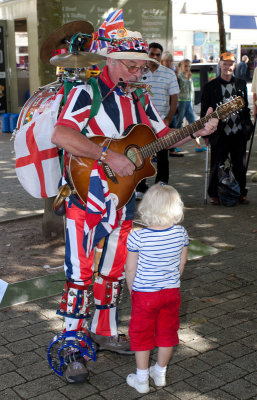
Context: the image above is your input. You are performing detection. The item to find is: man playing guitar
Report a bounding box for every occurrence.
[51,22,218,384]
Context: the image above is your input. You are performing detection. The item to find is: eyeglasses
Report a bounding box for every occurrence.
[119,60,149,74]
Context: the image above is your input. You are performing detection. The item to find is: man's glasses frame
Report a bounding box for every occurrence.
[119,60,149,74]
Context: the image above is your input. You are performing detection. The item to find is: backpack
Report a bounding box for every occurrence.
[218,161,240,206]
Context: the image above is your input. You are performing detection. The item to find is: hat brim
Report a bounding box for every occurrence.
[98,48,159,64]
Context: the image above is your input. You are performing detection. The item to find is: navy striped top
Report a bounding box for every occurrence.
[127,225,189,292]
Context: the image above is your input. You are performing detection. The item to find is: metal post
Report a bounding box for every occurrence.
[204,145,209,204]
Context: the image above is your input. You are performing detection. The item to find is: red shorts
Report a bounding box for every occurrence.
[129,288,181,351]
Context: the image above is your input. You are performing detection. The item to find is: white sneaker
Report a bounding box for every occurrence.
[150,365,166,387]
[135,191,144,200]
[126,373,150,393]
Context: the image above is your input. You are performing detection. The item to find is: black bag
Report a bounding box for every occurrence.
[242,119,254,141]
[218,162,240,206]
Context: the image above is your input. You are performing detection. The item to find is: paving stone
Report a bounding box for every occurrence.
[210,362,247,382]
[169,344,199,363]
[0,358,16,374]
[0,334,8,345]
[236,318,257,333]
[193,388,236,399]
[30,390,69,400]
[197,306,227,319]
[6,338,38,355]
[0,344,14,359]
[190,282,231,298]
[239,334,257,350]
[140,389,179,399]
[210,314,245,329]
[10,350,43,367]
[22,311,48,325]
[185,337,219,353]
[111,360,137,378]
[0,371,25,391]
[178,357,211,375]
[165,380,200,399]
[179,327,201,343]
[26,321,54,335]
[232,352,257,373]
[166,364,192,384]
[59,381,98,400]
[2,327,33,342]
[89,370,123,390]
[15,374,65,398]
[244,371,257,384]
[208,326,248,345]
[30,331,56,346]
[197,350,232,367]
[185,371,226,393]
[221,378,257,400]
[101,382,152,400]
[17,359,52,380]
[0,318,29,333]
[0,388,22,400]
[80,396,105,400]
[219,341,253,358]
[192,321,222,336]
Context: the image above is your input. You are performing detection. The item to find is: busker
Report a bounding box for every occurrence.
[50,10,218,383]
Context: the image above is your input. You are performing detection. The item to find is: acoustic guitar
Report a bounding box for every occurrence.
[68,96,245,210]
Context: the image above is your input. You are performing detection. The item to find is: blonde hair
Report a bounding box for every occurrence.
[138,183,184,227]
[161,51,173,63]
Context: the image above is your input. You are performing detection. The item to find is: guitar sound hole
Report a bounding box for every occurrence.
[126,146,144,169]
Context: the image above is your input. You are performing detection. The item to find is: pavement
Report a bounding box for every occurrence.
[1,96,257,399]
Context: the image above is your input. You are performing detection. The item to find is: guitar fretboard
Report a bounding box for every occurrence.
[140,112,217,159]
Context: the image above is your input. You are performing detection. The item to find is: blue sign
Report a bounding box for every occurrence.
[194,32,206,47]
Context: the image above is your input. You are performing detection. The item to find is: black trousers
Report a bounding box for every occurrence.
[208,132,248,198]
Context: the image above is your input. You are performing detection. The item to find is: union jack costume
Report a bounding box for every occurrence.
[56,66,170,337]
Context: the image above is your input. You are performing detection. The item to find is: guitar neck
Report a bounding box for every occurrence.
[140,111,218,158]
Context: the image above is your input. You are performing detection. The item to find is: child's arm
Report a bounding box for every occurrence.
[179,246,188,277]
[125,251,139,293]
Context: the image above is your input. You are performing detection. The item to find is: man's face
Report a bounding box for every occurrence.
[148,47,162,68]
[219,60,236,81]
[107,59,147,84]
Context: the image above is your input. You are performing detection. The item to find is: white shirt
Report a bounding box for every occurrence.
[142,65,179,119]
[127,225,189,292]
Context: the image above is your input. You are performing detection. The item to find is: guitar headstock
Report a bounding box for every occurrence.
[216,96,245,120]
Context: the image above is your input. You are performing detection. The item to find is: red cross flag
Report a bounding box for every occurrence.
[14,90,63,198]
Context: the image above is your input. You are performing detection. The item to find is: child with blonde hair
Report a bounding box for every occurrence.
[125,183,188,394]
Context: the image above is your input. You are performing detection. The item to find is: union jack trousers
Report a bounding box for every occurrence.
[58,195,135,337]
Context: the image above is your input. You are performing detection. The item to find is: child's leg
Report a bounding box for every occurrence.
[150,347,173,387]
[157,346,173,367]
[127,350,150,393]
[135,350,150,370]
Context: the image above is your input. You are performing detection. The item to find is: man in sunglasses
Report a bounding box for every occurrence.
[51,24,218,384]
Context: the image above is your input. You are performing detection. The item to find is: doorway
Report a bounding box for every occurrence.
[15,19,30,107]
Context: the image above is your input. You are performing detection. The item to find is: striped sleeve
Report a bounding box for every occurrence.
[127,230,141,252]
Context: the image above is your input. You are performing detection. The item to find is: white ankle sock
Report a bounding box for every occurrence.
[155,362,167,375]
[136,368,149,382]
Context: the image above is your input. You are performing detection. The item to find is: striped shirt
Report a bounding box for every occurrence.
[127,225,189,292]
[142,65,179,119]
[56,66,169,139]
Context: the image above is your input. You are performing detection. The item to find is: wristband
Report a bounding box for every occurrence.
[98,146,107,163]
[190,133,196,139]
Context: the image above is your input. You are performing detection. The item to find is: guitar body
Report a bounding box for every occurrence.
[69,124,157,209]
